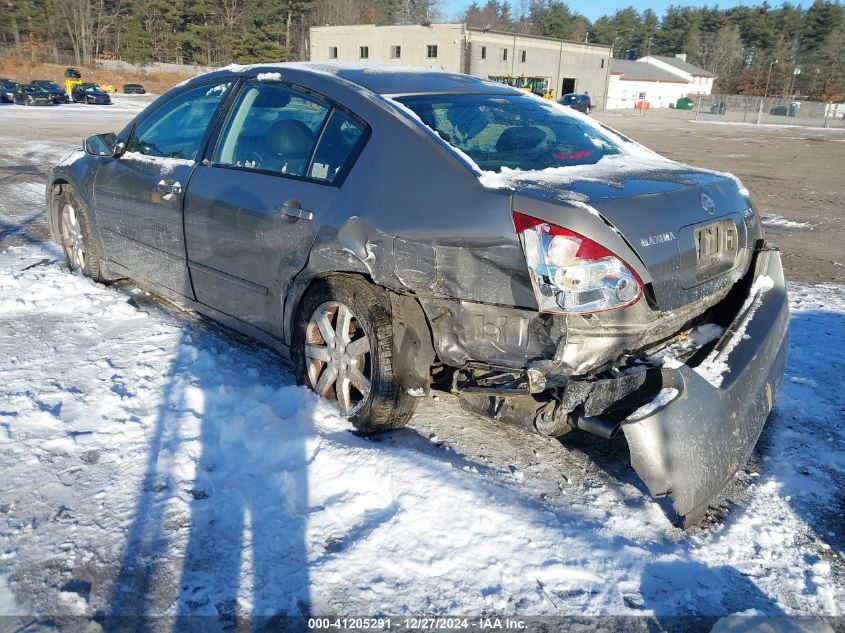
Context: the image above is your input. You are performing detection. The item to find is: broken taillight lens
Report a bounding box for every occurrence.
[513,211,643,314]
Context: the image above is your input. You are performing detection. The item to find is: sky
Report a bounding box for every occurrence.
[440,0,817,22]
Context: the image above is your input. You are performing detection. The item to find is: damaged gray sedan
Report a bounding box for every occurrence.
[47,63,788,527]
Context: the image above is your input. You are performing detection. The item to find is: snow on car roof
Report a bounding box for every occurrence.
[213,61,520,96]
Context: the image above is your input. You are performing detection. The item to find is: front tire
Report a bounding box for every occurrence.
[57,188,102,281]
[293,275,418,434]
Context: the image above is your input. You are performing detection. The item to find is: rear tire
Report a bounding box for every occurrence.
[57,188,103,281]
[292,275,418,434]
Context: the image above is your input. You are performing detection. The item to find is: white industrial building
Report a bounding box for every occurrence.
[606,54,716,110]
[309,23,613,107]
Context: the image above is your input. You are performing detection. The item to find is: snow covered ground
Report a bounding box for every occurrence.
[0,116,843,629]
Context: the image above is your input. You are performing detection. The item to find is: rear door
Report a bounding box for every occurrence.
[93,80,233,295]
[183,79,367,337]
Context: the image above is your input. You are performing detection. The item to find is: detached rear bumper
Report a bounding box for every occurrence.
[622,248,789,527]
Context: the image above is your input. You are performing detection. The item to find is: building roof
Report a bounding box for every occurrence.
[465,25,612,50]
[645,55,717,78]
[610,59,689,83]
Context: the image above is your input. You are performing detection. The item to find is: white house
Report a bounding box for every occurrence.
[638,54,717,94]
[606,59,692,109]
[606,54,716,109]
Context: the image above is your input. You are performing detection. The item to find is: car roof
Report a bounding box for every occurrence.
[198,62,522,97]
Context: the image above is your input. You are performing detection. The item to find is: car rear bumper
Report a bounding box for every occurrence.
[621,248,789,526]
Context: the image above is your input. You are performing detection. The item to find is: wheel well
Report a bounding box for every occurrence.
[288,271,438,392]
[48,179,70,241]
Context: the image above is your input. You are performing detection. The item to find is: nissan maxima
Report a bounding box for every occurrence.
[46,64,788,527]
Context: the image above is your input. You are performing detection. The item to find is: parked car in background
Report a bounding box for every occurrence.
[64,68,82,79]
[122,83,146,94]
[14,84,53,106]
[99,83,117,93]
[71,83,112,105]
[30,80,68,104]
[47,64,788,528]
[558,92,593,113]
[710,101,727,114]
[0,79,17,103]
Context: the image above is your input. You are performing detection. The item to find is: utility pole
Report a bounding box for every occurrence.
[764,59,778,97]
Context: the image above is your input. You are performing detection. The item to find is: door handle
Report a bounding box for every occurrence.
[277,199,314,221]
[156,180,182,197]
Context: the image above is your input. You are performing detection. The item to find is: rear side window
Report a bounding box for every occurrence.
[214,81,329,177]
[308,110,365,182]
[126,82,231,160]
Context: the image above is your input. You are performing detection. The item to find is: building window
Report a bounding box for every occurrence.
[359,46,369,59]
[520,50,526,63]
[601,58,605,68]
[481,46,486,59]
[391,45,401,59]
[427,44,438,59]
[329,47,338,59]
[502,48,508,61]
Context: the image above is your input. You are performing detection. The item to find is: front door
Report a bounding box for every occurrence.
[93,80,233,295]
[183,79,367,338]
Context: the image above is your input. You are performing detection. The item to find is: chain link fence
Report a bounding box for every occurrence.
[618,93,845,129]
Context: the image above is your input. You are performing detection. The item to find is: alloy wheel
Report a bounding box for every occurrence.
[60,203,86,271]
[304,301,371,416]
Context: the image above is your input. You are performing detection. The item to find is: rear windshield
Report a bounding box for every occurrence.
[395,93,620,171]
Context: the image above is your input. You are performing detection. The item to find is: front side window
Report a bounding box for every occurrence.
[126,82,231,160]
[395,93,621,172]
[427,45,438,59]
[213,81,329,177]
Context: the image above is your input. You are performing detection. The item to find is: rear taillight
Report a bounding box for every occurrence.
[513,211,643,314]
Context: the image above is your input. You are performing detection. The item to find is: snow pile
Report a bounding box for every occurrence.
[762,214,815,230]
[256,72,282,82]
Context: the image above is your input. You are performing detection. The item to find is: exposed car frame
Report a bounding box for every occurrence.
[46,63,788,527]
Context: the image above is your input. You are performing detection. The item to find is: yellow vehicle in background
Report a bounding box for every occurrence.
[99,83,117,93]
[488,75,554,99]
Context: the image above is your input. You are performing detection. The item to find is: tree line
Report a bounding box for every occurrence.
[467,0,845,99]
[1,0,843,99]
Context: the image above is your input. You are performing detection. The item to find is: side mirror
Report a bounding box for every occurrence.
[84,132,123,157]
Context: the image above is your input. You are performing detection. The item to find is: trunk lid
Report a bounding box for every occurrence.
[505,156,760,311]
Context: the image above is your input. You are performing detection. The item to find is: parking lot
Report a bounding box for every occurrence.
[0,98,843,625]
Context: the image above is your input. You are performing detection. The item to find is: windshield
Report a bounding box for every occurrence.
[395,93,620,172]
[559,95,579,105]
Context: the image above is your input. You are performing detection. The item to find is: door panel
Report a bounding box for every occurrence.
[94,157,195,294]
[183,166,335,336]
[92,80,232,295]
[183,80,367,337]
